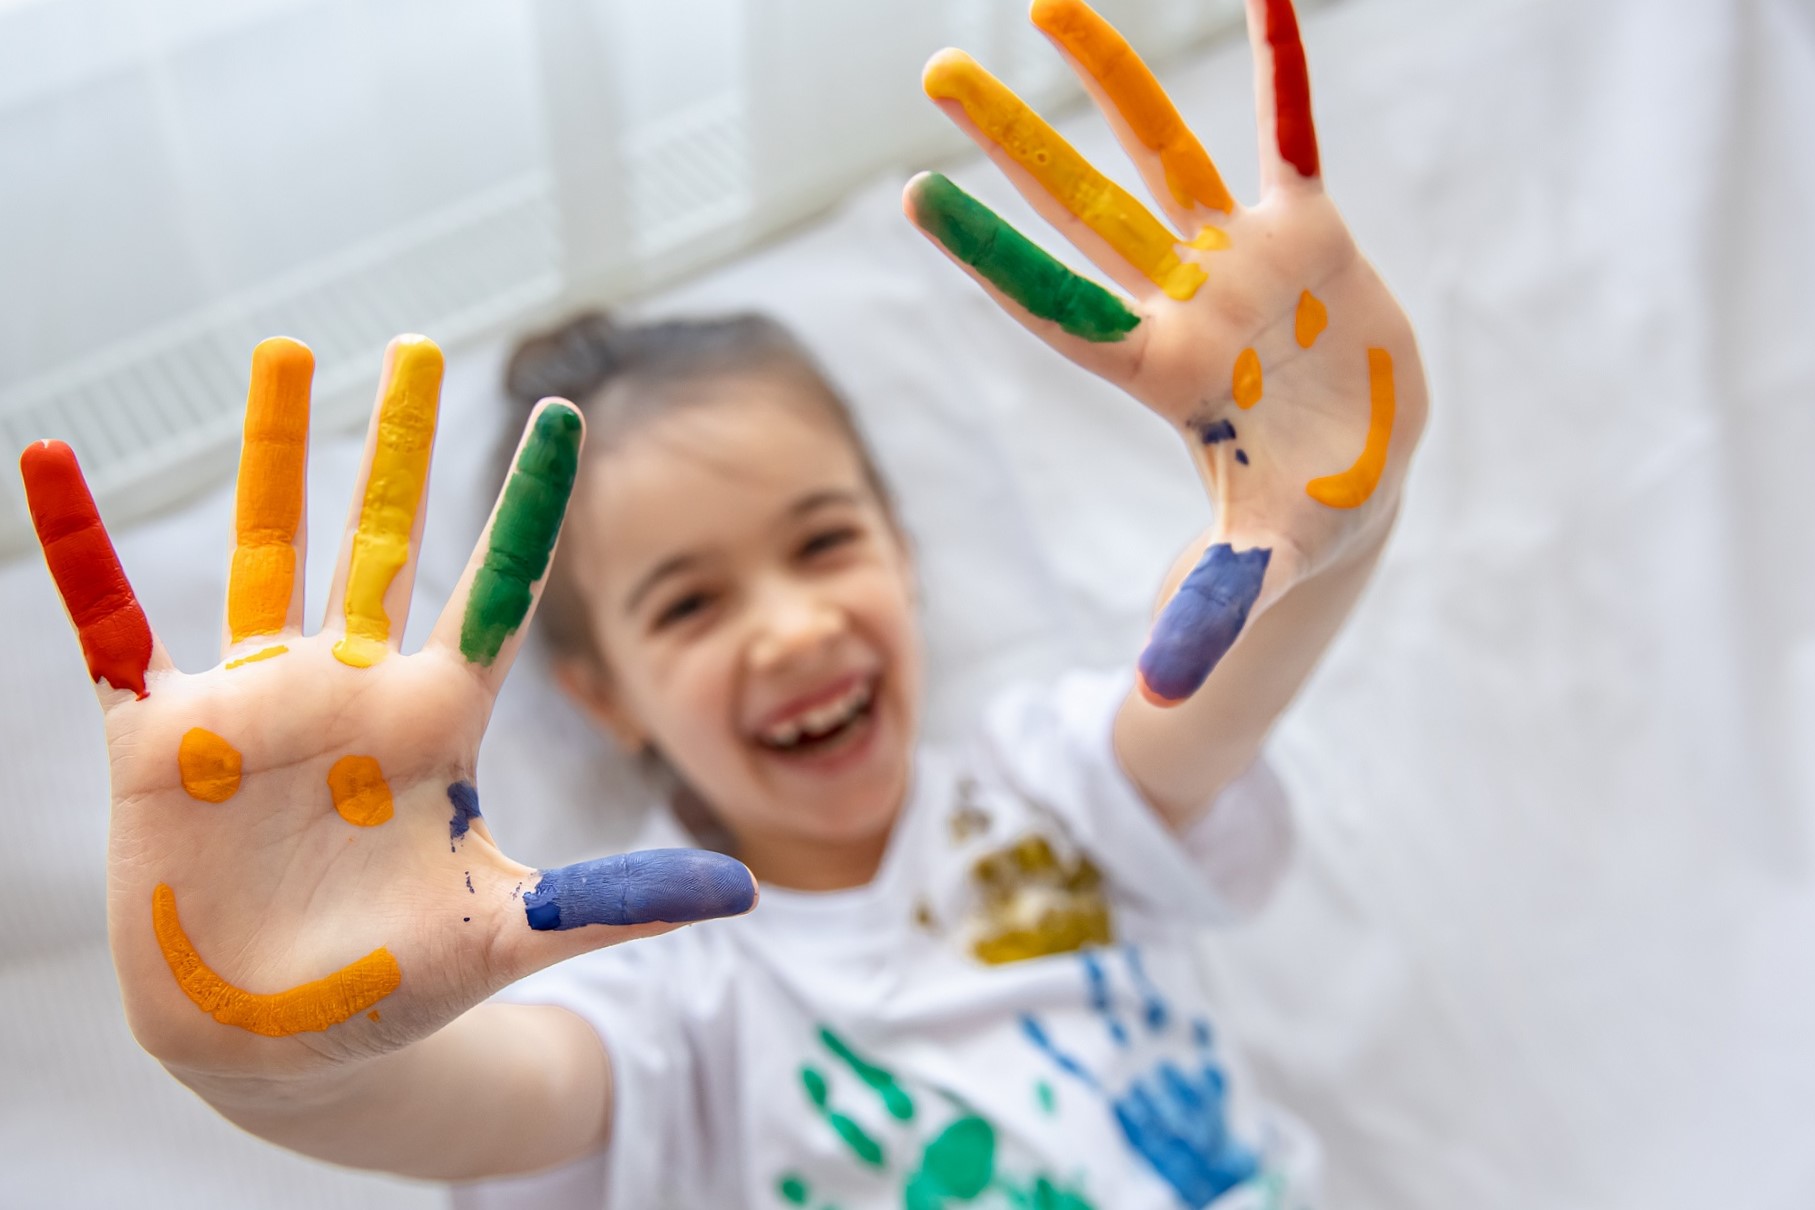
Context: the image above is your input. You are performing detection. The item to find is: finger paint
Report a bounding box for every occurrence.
[151,883,400,1037]
[910,174,1141,342]
[328,755,393,827]
[1022,948,1259,1204]
[1031,0,1234,213]
[178,728,242,803]
[228,338,312,643]
[819,1026,916,1121]
[448,781,481,844]
[923,53,1206,301]
[1294,288,1327,347]
[1187,226,1232,252]
[334,337,444,668]
[1306,347,1394,508]
[523,849,755,930]
[801,1065,887,1166]
[224,644,287,670]
[1232,348,1263,409]
[1264,0,1319,178]
[19,441,153,698]
[460,404,581,666]
[1137,543,1272,703]
[1191,417,1236,445]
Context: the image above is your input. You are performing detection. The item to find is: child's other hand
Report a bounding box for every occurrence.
[19,337,753,1085]
[906,0,1428,705]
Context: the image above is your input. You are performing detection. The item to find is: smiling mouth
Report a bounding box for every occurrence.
[754,677,877,757]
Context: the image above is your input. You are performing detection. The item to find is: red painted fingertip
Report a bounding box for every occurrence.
[1265,0,1319,178]
[20,441,153,698]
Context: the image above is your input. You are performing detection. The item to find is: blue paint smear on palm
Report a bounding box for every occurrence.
[1137,544,1271,703]
[1021,948,1259,1207]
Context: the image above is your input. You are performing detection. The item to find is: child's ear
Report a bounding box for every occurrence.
[553,659,649,753]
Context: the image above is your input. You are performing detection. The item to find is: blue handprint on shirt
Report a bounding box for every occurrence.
[1020,946,1261,1208]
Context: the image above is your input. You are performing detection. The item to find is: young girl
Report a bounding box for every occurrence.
[17,2,1424,1207]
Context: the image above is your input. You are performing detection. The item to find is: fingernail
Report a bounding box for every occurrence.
[524,849,757,931]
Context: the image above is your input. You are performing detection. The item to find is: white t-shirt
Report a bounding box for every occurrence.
[454,670,1318,1210]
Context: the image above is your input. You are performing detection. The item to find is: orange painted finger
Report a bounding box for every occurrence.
[1031,0,1235,217]
[227,338,313,652]
[19,441,160,699]
[923,50,1205,302]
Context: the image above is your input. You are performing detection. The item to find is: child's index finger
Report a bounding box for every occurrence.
[19,440,156,699]
[459,400,584,667]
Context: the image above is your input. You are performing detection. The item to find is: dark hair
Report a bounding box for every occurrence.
[498,308,899,684]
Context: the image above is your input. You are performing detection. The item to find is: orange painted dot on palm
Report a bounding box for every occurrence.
[1295,289,1328,348]
[1232,348,1263,409]
[328,755,394,827]
[178,729,242,803]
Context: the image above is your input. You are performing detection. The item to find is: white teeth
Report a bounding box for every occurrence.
[759,680,874,749]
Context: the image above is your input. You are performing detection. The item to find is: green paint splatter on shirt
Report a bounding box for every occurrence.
[460,404,581,665]
[1036,1079,1056,1115]
[910,173,1141,344]
[819,1025,915,1122]
[776,1173,810,1205]
[802,1064,886,1168]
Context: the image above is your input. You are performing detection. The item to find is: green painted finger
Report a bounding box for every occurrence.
[460,403,582,665]
[908,173,1142,343]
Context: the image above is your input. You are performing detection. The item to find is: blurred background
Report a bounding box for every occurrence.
[2,0,1813,1207]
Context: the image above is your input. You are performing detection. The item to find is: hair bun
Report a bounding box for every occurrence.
[503,310,625,409]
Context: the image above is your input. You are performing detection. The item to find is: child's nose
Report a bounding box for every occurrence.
[747,583,842,671]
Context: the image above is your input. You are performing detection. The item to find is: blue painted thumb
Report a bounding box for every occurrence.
[1136,543,1272,704]
[524,849,757,931]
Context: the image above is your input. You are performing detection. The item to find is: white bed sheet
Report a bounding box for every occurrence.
[3,0,1813,1206]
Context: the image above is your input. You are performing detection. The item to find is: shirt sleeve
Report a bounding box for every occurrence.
[979,666,1295,926]
[450,926,735,1210]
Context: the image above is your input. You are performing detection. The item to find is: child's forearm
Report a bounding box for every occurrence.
[171,1002,612,1181]
[1114,513,1394,827]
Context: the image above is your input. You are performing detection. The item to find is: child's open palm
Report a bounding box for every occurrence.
[908,0,1428,704]
[19,337,753,1082]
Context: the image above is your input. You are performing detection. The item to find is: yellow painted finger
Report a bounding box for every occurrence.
[924,51,1205,301]
[1031,0,1234,214]
[1306,347,1395,509]
[228,338,313,645]
[152,884,400,1037]
[334,337,444,668]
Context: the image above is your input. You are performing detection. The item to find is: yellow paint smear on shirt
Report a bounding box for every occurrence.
[1031,0,1234,214]
[1306,347,1395,508]
[229,338,313,643]
[334,337,443,668]
[1233,347,1263,409]
[924,52,1205,301]
[178,728,242,803]
[151,884,400,1037]
[328,755,394,827]
[224,644,287,670]
[1295,289,1328,348]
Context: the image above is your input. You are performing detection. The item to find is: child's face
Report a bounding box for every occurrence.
[569,381,922,882]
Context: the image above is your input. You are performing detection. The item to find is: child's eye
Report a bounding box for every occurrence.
[799,526,859,560]
[653,590,713,631]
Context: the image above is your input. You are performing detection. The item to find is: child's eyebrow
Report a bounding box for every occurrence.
[789,488,861,517]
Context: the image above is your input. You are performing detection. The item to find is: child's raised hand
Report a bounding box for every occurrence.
[906,0,1428,705]
[19,337,753,1082]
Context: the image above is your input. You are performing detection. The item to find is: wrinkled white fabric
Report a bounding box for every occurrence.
[1,0,1811,1206]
